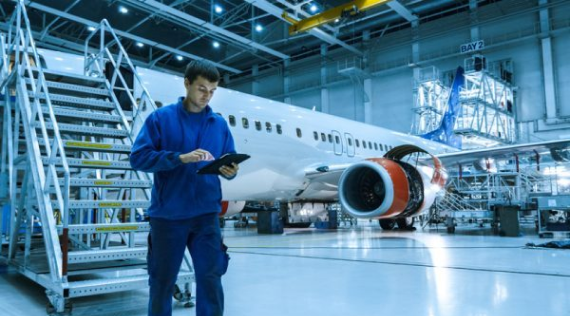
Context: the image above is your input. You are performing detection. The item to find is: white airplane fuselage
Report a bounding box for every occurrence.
[205,87,457,202]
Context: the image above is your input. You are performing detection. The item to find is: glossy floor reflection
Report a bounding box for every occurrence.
[1,222,569,316]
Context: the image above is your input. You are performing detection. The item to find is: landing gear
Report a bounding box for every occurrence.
[379,217,416,230]
[396,217,416,230]
[379,219,396,230]
[285,222,312,228]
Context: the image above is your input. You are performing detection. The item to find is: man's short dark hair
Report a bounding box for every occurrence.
[185,60,220,84]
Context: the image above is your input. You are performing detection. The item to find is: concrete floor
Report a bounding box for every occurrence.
[1,223,569,316]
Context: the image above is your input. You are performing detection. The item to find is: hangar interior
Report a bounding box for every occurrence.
[0,0,569,316]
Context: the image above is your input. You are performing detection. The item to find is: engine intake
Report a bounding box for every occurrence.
[339,144,446,219]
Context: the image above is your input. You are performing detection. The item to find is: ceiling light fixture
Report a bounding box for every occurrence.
[214,4,223,14]
[136,42,144,48]
[119,6,128,14]
[212,41,220,49]
[176,55,184,61]
[255,24,263,32]
[87,26,96,32]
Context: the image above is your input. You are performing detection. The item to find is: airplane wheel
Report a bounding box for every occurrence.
[396,217,415,230]
[379,219,396,230]
[286,222,311,228]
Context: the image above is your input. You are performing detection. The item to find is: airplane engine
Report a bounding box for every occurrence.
[219,201,246,217]
[338,145,446,219]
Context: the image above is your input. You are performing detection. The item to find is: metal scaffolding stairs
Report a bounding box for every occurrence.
[0,2,193,313]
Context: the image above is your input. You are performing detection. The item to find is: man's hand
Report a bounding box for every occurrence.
[219,163,239,179]
[179,149,214,164]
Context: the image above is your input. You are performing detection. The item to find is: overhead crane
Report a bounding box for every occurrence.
[282,0,393,35]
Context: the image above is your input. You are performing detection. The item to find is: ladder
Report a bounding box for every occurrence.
[0,1,194,314]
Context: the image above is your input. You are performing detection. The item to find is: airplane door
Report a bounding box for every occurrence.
[331,130,343,156]
[344,133,355,157]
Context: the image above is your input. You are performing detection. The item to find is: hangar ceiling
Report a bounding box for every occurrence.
[0,0,528,77]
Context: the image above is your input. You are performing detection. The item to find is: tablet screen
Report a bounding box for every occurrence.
[196,153,250,175]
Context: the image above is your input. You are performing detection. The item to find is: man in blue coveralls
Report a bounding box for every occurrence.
[130,60,238,316]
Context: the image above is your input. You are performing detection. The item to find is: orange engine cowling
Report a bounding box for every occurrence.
[219,201,246,217]
[338,145,446,219]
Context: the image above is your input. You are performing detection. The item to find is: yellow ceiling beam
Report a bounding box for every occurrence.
[283,0,392,35]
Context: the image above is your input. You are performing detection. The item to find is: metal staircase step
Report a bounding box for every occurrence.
[46,106,124,123]
[63,178,152,188]
[42,157,132,169]
[26,78,109,97]
[35,139,131,154]
[51,199,150,209]
[68,247,148,264]
[50,140,131,153]
[2,101,127,124]
[58,223,150,234]
[65,271,194,298]
[30,67,106,87]
[32,92,115,110]
[36,121,129,138]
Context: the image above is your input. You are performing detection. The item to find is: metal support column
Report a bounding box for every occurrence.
[283,59,291,104]
[539,0,557,121]
[320,44,329,113]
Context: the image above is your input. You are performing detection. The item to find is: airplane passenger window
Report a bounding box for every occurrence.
[374,143,378,150]
[368,141,372,149]
[313,131,318,140]
[335,135,340,144]
[347,138,352,146]
[296,128,302,138]
[362,141,367,149]
[379,144,383,151]
[321,133,326,142]
[242,117,249,129]
[276,124,282,134]
[355,139,360,147]
[255,121,262,131]
[328,134,333,143]
[229,115,236,127]
[266,122,272,133]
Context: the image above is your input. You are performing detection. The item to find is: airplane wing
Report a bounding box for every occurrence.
[297,163,352,200]
[435,139,570,166]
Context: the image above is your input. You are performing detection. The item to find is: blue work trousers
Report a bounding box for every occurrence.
[148,213,228,316]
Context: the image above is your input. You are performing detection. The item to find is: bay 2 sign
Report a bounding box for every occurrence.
[460,40,484,54]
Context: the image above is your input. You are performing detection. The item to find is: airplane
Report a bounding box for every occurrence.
[37,48,570,231]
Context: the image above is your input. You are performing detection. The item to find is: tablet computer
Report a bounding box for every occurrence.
[197,153,250,175]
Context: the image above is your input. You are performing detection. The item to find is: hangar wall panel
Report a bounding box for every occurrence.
[328,83,359,121]
[255,73,284,98]
[370,70,413,132]
[291,90,320,112]
[483,40,544,122]
[419,14,470,59]
[231,81,253,95]
[553,32,570,117]
[289,59,321,92]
